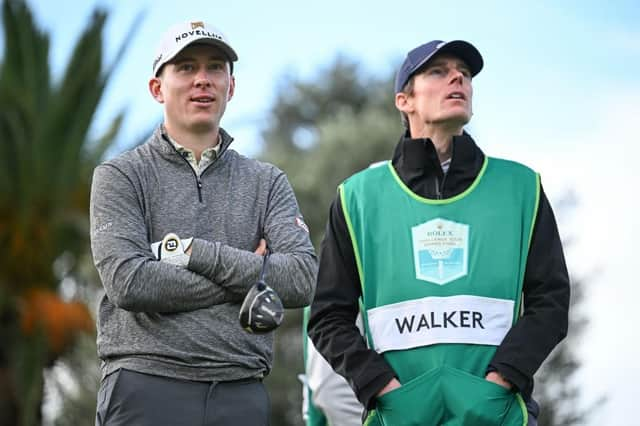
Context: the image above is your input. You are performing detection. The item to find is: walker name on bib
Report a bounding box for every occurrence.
[395,310,485,334]
[367,295,514,353]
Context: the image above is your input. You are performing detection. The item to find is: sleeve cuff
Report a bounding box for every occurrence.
[357,370,398,410]
[487,363,531,397]
[187,238,219,277]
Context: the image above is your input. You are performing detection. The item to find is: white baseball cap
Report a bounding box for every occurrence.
[152,20,238,76]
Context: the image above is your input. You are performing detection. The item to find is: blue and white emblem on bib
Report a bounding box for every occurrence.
[411,218,469,285]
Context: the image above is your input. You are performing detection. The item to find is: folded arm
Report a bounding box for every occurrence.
[90,164,231,313]
[187,172,317,308]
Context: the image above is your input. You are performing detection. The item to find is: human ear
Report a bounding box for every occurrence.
[148,77,164,103]
[395,92,412,113]
[227,75,236,101]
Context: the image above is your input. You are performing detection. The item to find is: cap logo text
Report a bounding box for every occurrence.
[175,30,223,44]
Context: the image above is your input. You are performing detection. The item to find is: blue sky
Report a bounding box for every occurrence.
[4,0,639,423]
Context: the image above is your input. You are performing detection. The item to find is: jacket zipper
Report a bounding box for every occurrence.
[196,138,233,202]
[189,164,203,203]
[434,175,442,199]
[434,171,449,200]
[196,180,203,202]
[175,153,204,203]
[196,149,226,203]
[164,133,230,204]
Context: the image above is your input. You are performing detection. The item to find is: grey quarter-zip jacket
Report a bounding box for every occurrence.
[90,125,317,382]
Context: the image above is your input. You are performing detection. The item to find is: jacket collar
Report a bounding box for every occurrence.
[149,124,234,162]
[391,129,485,198]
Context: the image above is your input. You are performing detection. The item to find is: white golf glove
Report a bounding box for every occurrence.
[150,233,193,267]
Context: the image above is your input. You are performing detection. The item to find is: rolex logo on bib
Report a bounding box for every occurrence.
[411,218,469,285]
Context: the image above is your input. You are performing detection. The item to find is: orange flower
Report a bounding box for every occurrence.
[20,289,94,356]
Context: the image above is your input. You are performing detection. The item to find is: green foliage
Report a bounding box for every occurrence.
[0,0,137,424]
[11,331,47,426]
[0,0,129,293]
[260,56,401,249]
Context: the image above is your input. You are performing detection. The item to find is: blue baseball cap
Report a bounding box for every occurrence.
[394,40,483,93]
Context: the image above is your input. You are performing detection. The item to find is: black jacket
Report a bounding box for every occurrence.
[307,131,570,410]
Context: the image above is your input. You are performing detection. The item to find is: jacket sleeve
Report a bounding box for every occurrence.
[187,172,317,308]
[307,194,396,410]
[90,164,231,313]
[488,183,571,397]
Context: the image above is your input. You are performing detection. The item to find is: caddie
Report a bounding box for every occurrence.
[308,39,570,425]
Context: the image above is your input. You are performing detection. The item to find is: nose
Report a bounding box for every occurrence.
[194,68,212,88]
[449,69,464,85]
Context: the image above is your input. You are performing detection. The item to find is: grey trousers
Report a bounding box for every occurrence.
[95,369,269,426]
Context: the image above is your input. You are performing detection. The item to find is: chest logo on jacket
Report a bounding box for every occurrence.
[411,218,469,285]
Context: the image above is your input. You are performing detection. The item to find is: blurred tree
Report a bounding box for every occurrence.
[535,276,591,426]
[259,58,593,426]
[534,193,601,426]
[260,57,401,247]
[48,334,102,426]
[0,0,135,424]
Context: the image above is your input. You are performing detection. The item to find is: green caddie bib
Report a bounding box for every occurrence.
[340,157,539,426]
